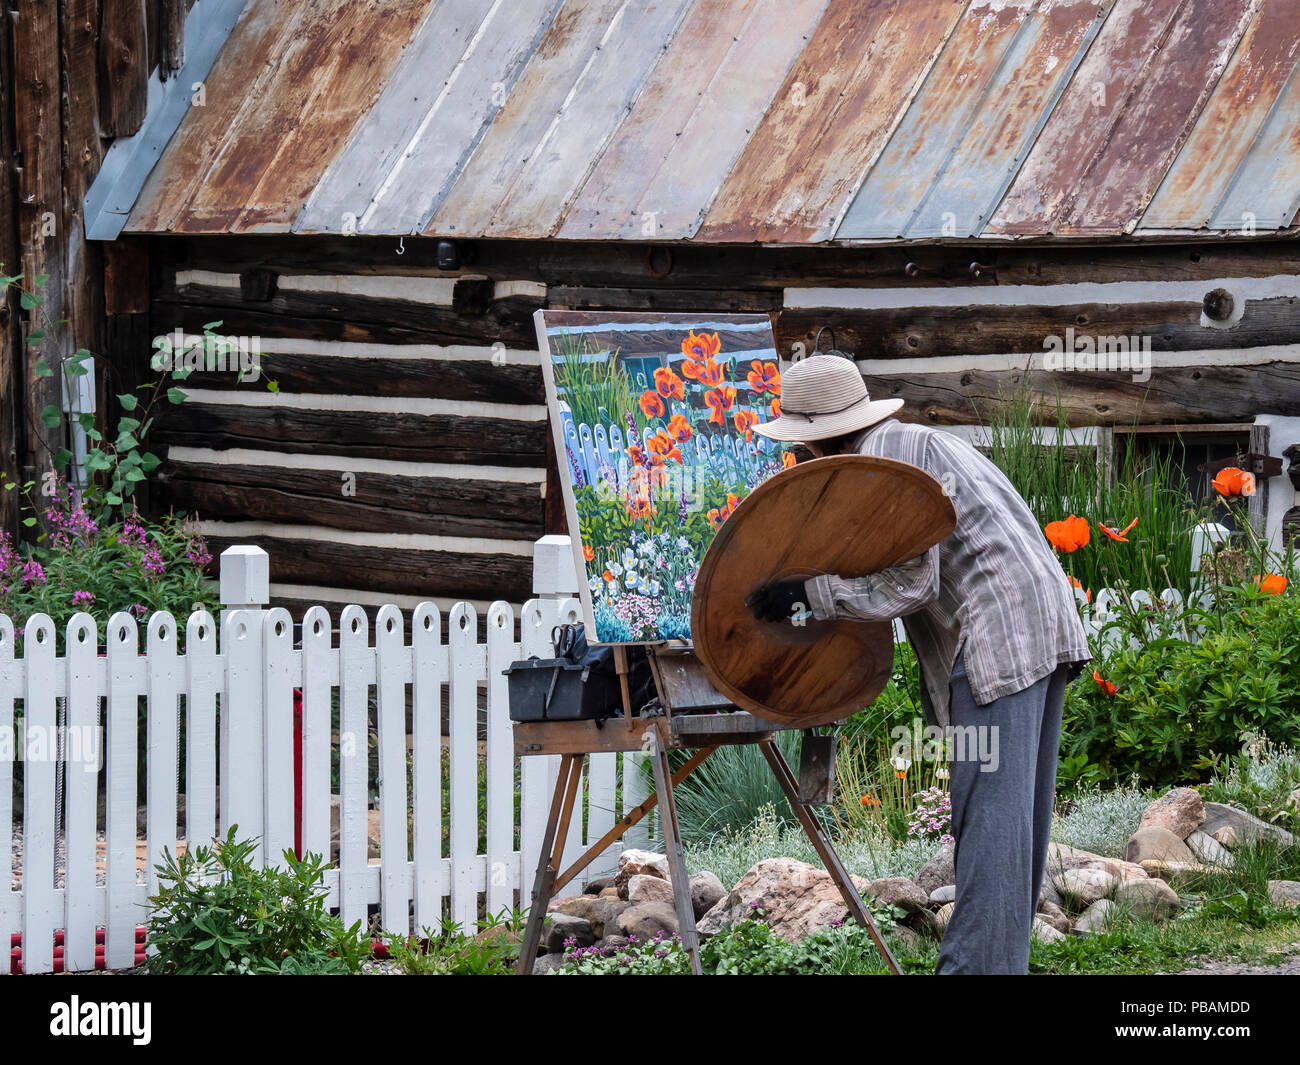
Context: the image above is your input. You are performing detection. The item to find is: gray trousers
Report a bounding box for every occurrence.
[935,653,1069,975]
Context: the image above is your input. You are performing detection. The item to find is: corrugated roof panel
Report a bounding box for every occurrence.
[1054,0,1256,235]
[135,0,431,234]
[472,0,697,237]
[296,0,563,236]
[1142,0,1300,230]
[694,0,966,243]
[557,0,829,241]
[1209,62,1300,230]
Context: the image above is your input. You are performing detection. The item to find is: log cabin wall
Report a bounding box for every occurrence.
[141,234,1300,616]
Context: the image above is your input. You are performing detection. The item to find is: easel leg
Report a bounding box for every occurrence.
[758,738,902,975]
[515,753,583,975]
[648,728,703,975]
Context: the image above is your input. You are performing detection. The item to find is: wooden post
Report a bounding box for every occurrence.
[0,4,22,535]
[99,0,150,136]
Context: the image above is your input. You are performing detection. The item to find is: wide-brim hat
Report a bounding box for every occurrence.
[753,353,903,442]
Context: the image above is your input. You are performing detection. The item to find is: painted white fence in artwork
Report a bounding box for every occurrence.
[2,536,646,975]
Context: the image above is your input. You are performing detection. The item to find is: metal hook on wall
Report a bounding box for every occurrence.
[812,326,836,354]
[396,236,406,256]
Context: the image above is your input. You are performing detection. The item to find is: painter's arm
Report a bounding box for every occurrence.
[803,545,940,622]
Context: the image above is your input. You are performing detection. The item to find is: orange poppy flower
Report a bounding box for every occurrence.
[1256,573,1287,595]
[770,397,781,417]
[681,330,721,362]
[627,494,655,520]
[860,794,881,807]
[707,492,742,529]
[602,569,613,582]
[653,366,684,400]
[782,451,797,469]
[1212,467,1256,497]
[1044,514,1090,552]
[1098,516,1139,543]
[747,360,781,395]
[638,390,665,419]
[646,429,683,464]
[1093,670,1117,697]
[681,357,724,387]
[666,412,693,443]
[583,545,594,563]
[1067,575,1092,603]
[704,385,736,425]
[733,409,759,442]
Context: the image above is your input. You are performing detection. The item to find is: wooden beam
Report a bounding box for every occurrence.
[159,0,187,79]
[99,0,149,136]
[0,4,22,534]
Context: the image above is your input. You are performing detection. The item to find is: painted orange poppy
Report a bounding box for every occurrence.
[1212,467,1256,497]
[1098,516,1139,543]
[770,397,781,417]
[602,569,613,582]
[681,357,724,387]
[782,451,797,469]
[733,409,759,442]
[647,429,683,464]
[747,360,781,395]
[666,412,693,442]
[704,385,736,425]
[1045,514,1090,552]
[681,330,721,362]
[653,366,684,400]
[1256,573,1287,595]
[638,390,665,419]
[583,544,594,563]
[1093,670,1117,697]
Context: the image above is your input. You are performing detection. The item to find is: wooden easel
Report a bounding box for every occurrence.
[513,646,901,975]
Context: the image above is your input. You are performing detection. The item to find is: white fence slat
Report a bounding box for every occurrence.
[21,615,57,974]
[448,603,480,929]
[63,614,99,972]
[623,751,652,849]
[586,749,617,881]
[145,613,180,905]
[517,600,555,914]
[0,616,14,974]
[337,606,371,929]
[184,611,219,849]
[484,602,516,919]
[375,605,409,933]
[411,603,445,934]
[262,609,297,866]
[105,613,140,969]
[299,607,334,864]
[220,608,264,857]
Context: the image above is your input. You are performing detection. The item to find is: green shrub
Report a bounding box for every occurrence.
[145,827,367,975]
[384,911,525,975]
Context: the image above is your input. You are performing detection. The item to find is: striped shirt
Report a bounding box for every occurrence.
[804,418,1091,728]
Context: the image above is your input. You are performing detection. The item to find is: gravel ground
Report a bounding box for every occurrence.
[1167,945,1300,975]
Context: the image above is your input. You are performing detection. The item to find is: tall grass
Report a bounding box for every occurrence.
[554,331,639,431]
[980,387,1203,595]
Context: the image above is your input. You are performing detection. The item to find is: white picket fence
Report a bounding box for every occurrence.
[2,536,648,974]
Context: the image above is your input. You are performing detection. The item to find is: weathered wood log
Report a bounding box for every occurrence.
[548,285,781,313]
[169,350,545,404]
[779,297,1300,359]
[0,6,20,533]
[203,533,534,603]
[99,0,150,136]
[158,460,544,540]
[159,0,187,78]
[152,285,542,346]
[152,403,548,466]
[867,363,1300,427]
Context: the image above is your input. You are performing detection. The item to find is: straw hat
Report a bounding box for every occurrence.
[753,353,903,442]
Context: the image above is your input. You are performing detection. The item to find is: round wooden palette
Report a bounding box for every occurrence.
[691,455,957,728]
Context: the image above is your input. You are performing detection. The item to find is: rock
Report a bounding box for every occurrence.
[599,886,620,900]
[1036,901,1071,935]
[1211,826,1239,849]
[615,849,670,897]
[1139,859,1215,880]
[696,857,871,942]
[584,876,615,895]
[627,873,675,905]
[914,844,956,895]
[1032,917,1066,944]
[1267,881,1300,910]
[548,896,629,937]
[889,925,921,952]
[689,871,726,919]
[1201,802,1295,848]
[1053,867,1117,909]
[1139,787,1206,839]
[929,884,956,906]
[1289,789,1300,813]
[1044,842,1148,883]
[1185,829,1232,867]
[598,934,630,952]
[1115,877,1181,921]
[1074,899,1118,934]
[1038,878,1065,910]
[865,877,936,933]
[545,913,594,953]
[1124,826,1197,866]
[616,901,679,941]
[533,953,565,975]
[933,902,954,930]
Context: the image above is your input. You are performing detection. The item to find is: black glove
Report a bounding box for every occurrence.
[746,580,808,623]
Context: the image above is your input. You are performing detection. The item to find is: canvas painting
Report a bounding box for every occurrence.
[535,310,795,644]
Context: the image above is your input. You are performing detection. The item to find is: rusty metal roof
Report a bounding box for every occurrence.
[116,0,1300,242]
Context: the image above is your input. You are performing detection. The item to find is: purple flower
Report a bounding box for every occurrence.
[72,590,94,608]
[141,546,165,577]
[21,560,45,586]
